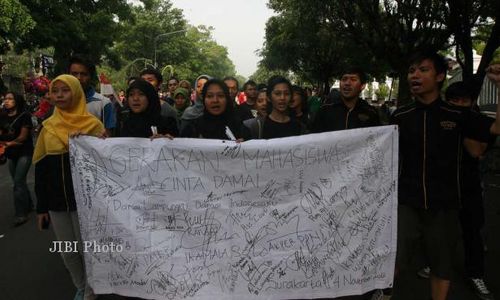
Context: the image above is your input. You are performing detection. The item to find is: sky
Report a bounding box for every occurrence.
[169,0,274,78]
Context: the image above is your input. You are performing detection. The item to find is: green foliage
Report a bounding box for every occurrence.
[1,48,54,78]
[6,0,237,87]
[261,0,390,91]
[16,0,131,73]
[172,25,236,81]
[375,82,390,100]
[234,75,247,90]
[1,50,32,78]
[0,0,35,53]
[365,82,374,100]
[249,64,292,85]
[109,1,236,83]
[446,0,500,98]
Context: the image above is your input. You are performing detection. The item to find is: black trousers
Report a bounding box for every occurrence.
[459,187,485,278]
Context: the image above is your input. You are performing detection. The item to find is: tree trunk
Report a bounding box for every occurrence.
[52,47,71,77]
[472,21,500,100]
[396,71,411,107]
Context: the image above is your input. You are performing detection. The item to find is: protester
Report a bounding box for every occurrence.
[165,77,179,105]
[179,79,192,92]
[312,67,380,133]
[0,92,34,226]
[237,80,258,121]
[223,76,240,103]
[290,85,309,128]
[180,78,242,140]
[68,54,116,136]
[116,79,177,138]
[261,76,303,139]
[390,51,500,300]
[242,88,268,139]
[173,87,191,120]
[180,74,210,131]
[139,68,178,121]
[118,90,125,102]
[34,74,105,300]
[414,80,495,300]
[447,81,496,300]
[298,69,381,300]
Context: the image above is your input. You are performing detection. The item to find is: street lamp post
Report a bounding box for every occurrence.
[154,29,188,68]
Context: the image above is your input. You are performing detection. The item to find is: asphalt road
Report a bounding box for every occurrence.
[0,164,499,300]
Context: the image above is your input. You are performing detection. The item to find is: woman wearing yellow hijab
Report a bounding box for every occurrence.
[33,74,103,300]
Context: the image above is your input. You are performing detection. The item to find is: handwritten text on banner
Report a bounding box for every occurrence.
[70,126,398,300]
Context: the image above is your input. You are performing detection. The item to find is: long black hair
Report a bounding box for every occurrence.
[4,91,27,113]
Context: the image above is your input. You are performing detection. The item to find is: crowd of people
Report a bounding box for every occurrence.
[0,50,499,300]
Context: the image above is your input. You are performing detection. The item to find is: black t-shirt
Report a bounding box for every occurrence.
[237,102,255,121]
[390,99,494,210]
[262,116,302,139]
[311,98,380,133]
[0,112,33,159]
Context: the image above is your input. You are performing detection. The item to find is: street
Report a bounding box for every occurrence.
[0,164,499,300]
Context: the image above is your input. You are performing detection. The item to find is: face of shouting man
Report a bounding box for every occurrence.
[339,73,365,104]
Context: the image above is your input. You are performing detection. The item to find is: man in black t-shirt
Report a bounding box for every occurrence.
[237,80,258,121]
[446,81,494,299]
[391,51,499,300]
[311,67,380,133]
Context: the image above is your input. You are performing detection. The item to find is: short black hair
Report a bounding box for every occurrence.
[408,50,448,77]
[341,66,368,84]
[445,81,473,101]
[257,83,267,91]
[168,77,179,83]
[68,54,97,81]
[243,80,257,91]
[140,68,163,83]
[266,75,292,100]
[223,76,239,90]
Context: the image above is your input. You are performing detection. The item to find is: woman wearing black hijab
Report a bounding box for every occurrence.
[118,79,178,138]
[180,78,242,140]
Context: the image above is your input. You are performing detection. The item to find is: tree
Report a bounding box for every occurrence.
[260,0,389,92]
[172,25,236,80]
[111,0,187,69]
[16,0,131,74]
[446,0,500,99]
[332,0,499,103]
[334,0,451,103]
[110,1,236,83]
[249,64,293,85]
[0,0,35,53]
[375,82,390,100]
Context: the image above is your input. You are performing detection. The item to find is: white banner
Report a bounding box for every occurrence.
[70,126,398,300]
